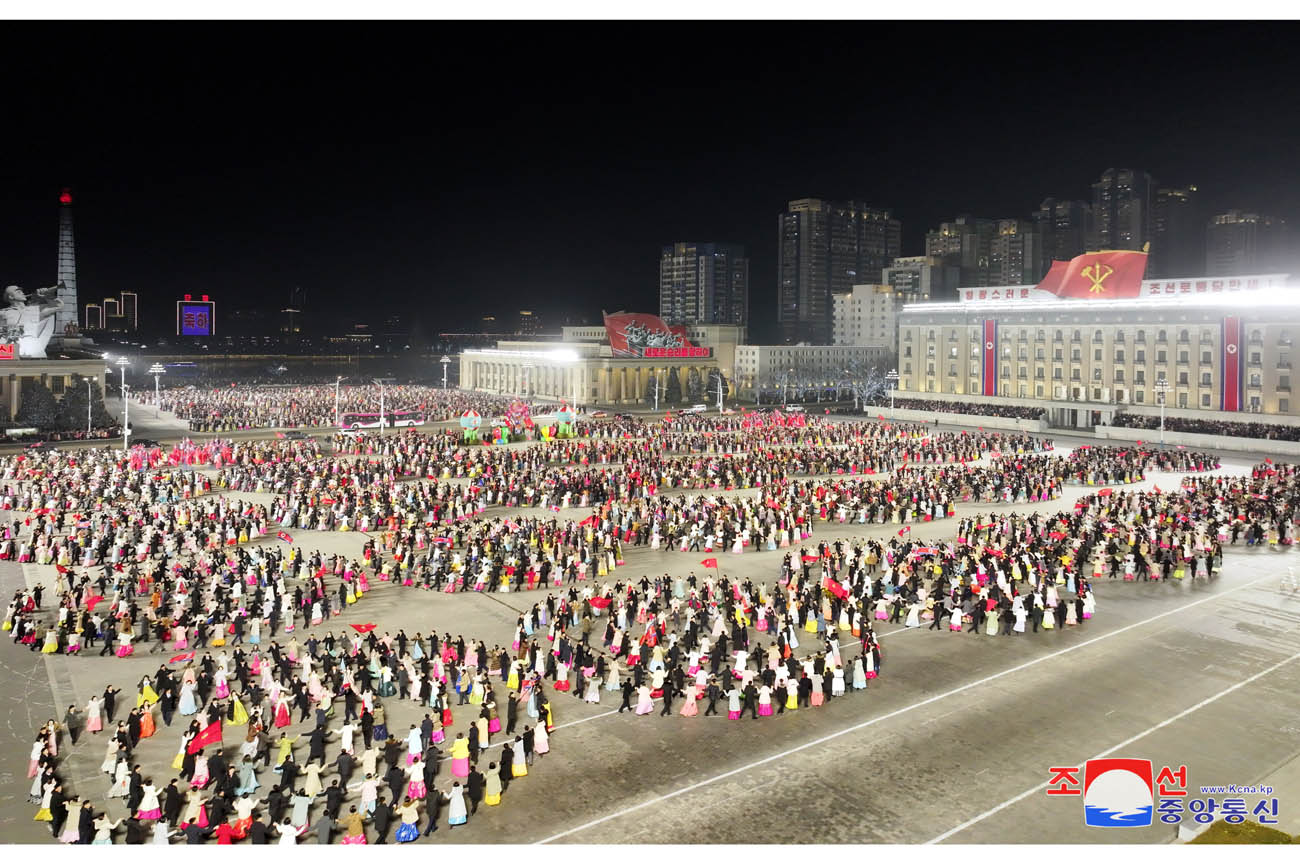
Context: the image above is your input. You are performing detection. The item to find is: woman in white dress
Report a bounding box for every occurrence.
[904,601,921,629]
[1012,597,1027,634]
[107,759,130,798]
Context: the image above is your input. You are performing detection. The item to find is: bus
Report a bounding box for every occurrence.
[339,410,426,431]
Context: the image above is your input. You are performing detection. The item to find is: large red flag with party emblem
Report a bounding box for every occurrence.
[700,558,718,569]
[1034,250,1148,300]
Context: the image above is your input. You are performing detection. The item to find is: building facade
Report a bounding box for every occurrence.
[882,255,959,303]
[733,344,889,400]
[987,219,1044,286]
[1149,185,1201,278]
[83,291,138,333]
[459,323,745,407]
[1089,168,1153,252]
[897,273,1296,425]
[832,282,926,351]
[778,199,901,345]
[1032,198,1091,266]
[925,216,997,289]
[1206,211,1289,276]
[659,242,749,327]
[0,358,107,424]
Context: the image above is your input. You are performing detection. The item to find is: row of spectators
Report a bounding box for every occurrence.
[869,398,1045,421]
[0,428,124,445]
[1110,413,1300,442]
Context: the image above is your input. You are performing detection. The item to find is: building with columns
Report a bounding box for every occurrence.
[458,323,745,407]
[896,272,1296,428]
[0,357,108,424]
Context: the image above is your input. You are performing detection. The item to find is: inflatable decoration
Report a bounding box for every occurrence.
[459,410,482,444]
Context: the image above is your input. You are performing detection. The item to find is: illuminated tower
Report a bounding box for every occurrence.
[56,187,78,337]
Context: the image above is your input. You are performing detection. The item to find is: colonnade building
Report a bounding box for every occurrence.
[459,321,744,407]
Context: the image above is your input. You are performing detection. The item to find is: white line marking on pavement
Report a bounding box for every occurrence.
[533,575,1272,844]
[925,645,1300,844]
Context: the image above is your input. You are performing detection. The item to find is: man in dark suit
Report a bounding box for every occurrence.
[703,677,720,716]
[505,692,519,734]
[384,763,405,806]
[618,679,634,713]
[372,797,394,844]
[466,764,485,815]
[248,810,270,844]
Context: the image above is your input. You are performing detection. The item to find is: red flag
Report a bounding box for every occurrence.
[351,623,377,634]
[1265,458,1274,464]
[700,558,719,569]
[276,531,294,544]
[85,595,105,610]
[1035,250,1148,299]
[187,720,222,753]
[169,651,195,664]
[1153,485,1161,494]
[824,577,849,600]
[431,537,452,545]
[877,414,884,421]
[579,515,598,527]
[911,546,940,556]
[897,527,911,536]
[801,555,820,563]
[54,564,68,574]
[1097,488,1113,497]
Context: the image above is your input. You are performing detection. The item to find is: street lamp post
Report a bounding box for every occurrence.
[116,357,130,450]
[334,376,347,428]
[84,377,92,435]
[1155,377,1171,445]
[440,356,451,390]
[148,363,165,418]
[886,368,899,419]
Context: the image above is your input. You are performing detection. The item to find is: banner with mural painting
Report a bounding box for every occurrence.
[602,311,708,358]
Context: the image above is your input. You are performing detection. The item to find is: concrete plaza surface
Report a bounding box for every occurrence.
[0,414,1298,844]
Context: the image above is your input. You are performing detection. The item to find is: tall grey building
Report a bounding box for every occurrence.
[659,242,749,327]
[987,219,1044,285]
[1088,168,1153,251]
[1206,211,1289,276]
[1149,185,1201,278]
[924,215,997,288]
[1032,198,1091,266]
[777,199,901,345]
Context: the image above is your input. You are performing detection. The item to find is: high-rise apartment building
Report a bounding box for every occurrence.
[777,199,901,344]
[1032,198,1091,266]
[832,282,928,351]
[659,242,749,327]
[82,291,138,333]
[925,216,998,288]
[882,255,960,302]
[1149,185,1201,278]
[987,219,1045,286]
[1089,168,1153,252]
[1205,211,1290,276]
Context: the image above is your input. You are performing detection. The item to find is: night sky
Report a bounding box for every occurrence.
[2,23,1297,343]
